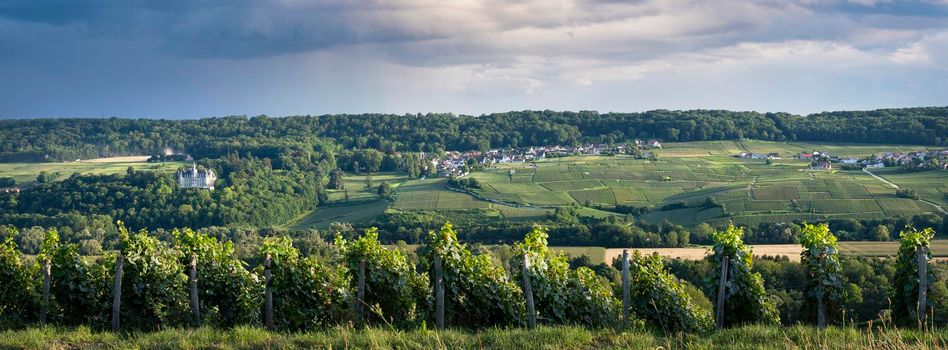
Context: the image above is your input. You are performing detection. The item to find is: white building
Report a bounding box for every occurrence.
[178,164,217,190]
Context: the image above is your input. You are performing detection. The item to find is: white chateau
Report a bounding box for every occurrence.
[178,164,217,190]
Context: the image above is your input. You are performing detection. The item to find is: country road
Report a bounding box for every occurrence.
[863,168,947,214]
[862,168,899,189]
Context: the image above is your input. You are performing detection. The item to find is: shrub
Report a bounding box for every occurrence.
[515,225,621,327]
[173,228,262,327]
[0,227,38,328]
[337,228,428,327]
[709,224,780,327]
[44,228,111,326]
[891,227,935,325]
[897,188,920,200]
[799,223,843,326]
[258,236,350,331]
[115,223,190,330]
[420,222,524,328]
[625,251,714,333]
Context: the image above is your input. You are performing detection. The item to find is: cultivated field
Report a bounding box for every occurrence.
[0,157,184,184]
[561,240,948,264]
[461,140,943,226]
[275,141,944,229]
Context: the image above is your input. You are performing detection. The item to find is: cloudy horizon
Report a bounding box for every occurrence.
[1,0,947,119]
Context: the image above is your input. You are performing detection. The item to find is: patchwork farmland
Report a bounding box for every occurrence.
[284,141,943,229]
[464,141,943,226]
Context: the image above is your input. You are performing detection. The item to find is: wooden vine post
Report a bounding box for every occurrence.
[817,294,826,329]
[111,254,124,331]
[918,245,929,326]
[817,251,826,330]
[434,253,445,328]
[264,253,274,330]
[40,258,51,325]
[715,256,729,329]
[522,255,536,329]
[355,259,366,321]
[621,250,630,326]
[188,254,201,326]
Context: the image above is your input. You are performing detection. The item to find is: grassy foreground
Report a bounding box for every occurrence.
[2,325,947,350]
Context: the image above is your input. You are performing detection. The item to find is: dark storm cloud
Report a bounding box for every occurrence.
[0,0,946,118]
[1,0,946,61]
[0,0,453,58]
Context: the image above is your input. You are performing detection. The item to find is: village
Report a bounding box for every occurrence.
[430,140,663,177]
[733,149,948,171]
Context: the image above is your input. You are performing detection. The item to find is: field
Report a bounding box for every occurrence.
[2,325,946,350]
[553,240,948,265]
[288,141,944,229]
[461,140,943,226]
[284,200,389,229]
[0,156,183,184]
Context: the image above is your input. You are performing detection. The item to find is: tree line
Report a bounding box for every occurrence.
[1,107,945,162]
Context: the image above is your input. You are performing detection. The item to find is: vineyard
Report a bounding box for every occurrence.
[0,221,942,340]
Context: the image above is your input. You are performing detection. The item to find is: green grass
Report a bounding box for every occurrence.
[0,159,185,184]
[2,325,946,350]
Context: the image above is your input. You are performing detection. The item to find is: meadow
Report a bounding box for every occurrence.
[2,325,945,350]
[0,156,184,184]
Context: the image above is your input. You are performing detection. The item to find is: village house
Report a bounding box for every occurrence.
[0,187,20,194]
[810,161,833,170]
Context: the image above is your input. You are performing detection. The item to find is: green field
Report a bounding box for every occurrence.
[0,157,184,184]
[284,200,390,230]
[287,141,944,228]
[460,141,944,226]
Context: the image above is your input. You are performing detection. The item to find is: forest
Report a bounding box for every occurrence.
[0,107,946,162]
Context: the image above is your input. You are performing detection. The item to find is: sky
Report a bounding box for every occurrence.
[1,0,947,119]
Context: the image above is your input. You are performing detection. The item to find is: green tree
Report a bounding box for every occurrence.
[328,169,345,190]
[871,225,890,241]
[378,182,394,199]
[36,171,53,183]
